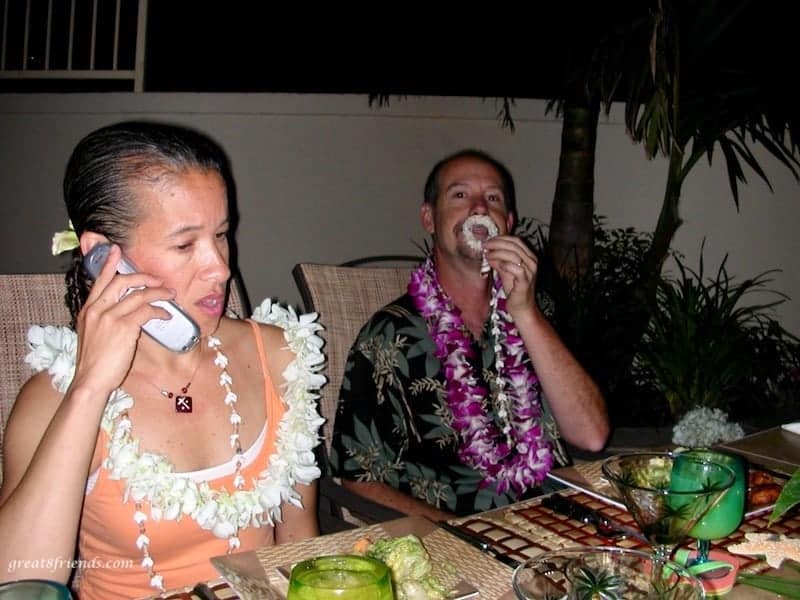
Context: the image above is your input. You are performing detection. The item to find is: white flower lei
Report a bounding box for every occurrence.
[25,299,325,591]
[408,256,554,496]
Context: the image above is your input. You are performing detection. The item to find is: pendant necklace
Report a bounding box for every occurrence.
[148,346,203,413]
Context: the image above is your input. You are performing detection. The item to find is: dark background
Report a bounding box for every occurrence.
[139,2,800,102]
[1,1,795,101]
[143,3,568,99]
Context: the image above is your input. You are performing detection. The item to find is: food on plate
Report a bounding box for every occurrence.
[747,469,783,509]
[461,215,498,277]
[749,484,782,507]
[749,470,775,487]
[627,455,672,489]
[353,534,449,600]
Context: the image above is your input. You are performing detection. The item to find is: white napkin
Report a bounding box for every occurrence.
[782,422,800,435]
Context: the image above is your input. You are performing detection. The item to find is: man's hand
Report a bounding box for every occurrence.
[483,236,539,318]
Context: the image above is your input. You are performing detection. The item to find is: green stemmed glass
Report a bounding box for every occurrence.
[287,555,395,600]
[681,449,746,567]
[602,452,735,587]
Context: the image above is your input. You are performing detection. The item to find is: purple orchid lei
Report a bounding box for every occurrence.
[408,256,554,495]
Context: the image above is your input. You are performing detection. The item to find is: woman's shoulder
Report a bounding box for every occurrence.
[216,315,289,352]
[7,371,63,443]
[215,314,305,382]
[17,369,62,402]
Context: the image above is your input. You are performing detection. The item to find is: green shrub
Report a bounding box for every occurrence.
[518,216,674,426]
[633,251,799,422]
[518,217,799,427]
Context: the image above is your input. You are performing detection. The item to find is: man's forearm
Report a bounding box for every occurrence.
[513,306,609,451]
[341,479,455,522]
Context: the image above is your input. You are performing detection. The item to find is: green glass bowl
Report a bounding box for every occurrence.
[287,554,394,600]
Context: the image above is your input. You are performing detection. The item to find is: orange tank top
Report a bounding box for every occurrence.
[78,320,285,600]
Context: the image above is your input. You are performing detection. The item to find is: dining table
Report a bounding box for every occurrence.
[144,428,800,599]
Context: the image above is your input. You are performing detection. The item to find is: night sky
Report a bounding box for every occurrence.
[1,1,795,100]
[143,3,568,98]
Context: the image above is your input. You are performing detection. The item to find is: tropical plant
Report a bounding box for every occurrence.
[542,3,649,281]
[619,1,800,284]
[517,215,675,425]
[633,250,800,421]
[542,1,800,408]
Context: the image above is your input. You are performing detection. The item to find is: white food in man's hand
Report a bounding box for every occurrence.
[461,215,499,276]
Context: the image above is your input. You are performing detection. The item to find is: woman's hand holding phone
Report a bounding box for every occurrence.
[70,244,179,396]
[82,243,200,353]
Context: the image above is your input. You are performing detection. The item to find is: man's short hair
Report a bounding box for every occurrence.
[423,149,517,221]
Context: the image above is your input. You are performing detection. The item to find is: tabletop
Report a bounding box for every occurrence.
[147,451,800,600]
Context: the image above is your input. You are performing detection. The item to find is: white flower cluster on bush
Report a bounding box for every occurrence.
[672,406,746,448]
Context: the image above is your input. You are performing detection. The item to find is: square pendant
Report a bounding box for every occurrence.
[175,395,193,413]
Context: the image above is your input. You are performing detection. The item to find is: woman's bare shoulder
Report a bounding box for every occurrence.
[1,372,63,498]
[9,371,63,426]
[217,317,294,371]
[218,316,289,347]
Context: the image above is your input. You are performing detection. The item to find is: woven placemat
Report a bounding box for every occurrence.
[451,490,800,577]
[574,460,617,498]
[245,516,513,599]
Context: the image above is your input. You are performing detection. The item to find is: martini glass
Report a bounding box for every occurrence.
[601,452,735,588]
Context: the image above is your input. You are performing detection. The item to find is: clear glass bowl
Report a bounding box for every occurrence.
[0,579,73,599]
[511,546,705,599]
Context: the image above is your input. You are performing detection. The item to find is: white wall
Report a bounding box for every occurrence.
[1,93,798,335]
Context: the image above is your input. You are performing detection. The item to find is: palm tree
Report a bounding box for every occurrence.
[542,3,646,281]
[621,0,799,289]
[531,0,799,423]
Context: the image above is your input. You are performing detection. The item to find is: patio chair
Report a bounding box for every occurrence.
[292,258,421,528]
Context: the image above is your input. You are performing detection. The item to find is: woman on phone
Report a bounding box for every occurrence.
[0,121,324,599]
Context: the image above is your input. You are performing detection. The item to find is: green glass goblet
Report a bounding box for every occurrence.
[679,449,746,567]
[287,555,394,600]
[601,452,735,576]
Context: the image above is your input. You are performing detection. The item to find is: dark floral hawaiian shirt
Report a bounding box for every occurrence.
[329,293,569,517]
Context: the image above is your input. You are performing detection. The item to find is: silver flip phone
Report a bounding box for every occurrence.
[82,243,201,353]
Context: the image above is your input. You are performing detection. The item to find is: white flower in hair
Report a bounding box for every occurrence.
[51,220,79,256]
